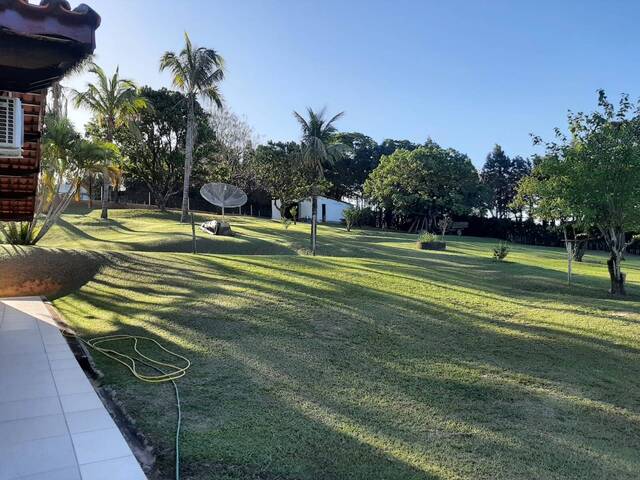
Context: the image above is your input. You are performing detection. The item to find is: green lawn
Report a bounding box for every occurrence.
[12,208,640,479]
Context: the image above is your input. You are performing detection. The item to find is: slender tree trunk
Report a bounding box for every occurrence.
[51,81,63,118]
[101,124,116,220]
[88,176,93,209]
[311,194,318,255]
[181,97,195,223]
[100,171,109,220]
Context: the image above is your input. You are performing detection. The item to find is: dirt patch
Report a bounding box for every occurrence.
[0,245,106,298]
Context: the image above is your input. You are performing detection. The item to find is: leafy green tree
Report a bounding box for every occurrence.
[325,132,380,200]
[365,141,480,230]
[481,145,509,218]
[516,91,640,295]
[2,117,116,244]
[160,32,224,222]
[73,63,146,219]
[253,141,314,221]
[115,87,213,211]
[480,145,532,219]
[293,107,347,255]
[377,139,419,157]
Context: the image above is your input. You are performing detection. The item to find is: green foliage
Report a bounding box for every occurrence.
[115,87,213,210]
[480,145,531,219]
[159,32,225,221]
[253,141,315,215]
[342,206,374,231]
[0,222,38,245]
[325,132,380,199]
[492,241,510,261]
[293,107,348,179]
[343,206,358,231]
[159,32,224,106]
[515,91,640,293]
[73,62,147,142]
[417,231,439,243]
[73,62,146,219]
[364,141,481,227]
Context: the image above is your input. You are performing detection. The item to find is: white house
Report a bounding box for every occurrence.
[272,196,352,223]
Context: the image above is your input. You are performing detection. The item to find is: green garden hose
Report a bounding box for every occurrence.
[65,333,191,480]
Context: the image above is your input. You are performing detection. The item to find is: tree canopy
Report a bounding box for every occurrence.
[480,144,531,219]
[364,141,481,230]
[325,132,380,200]
[515,91,640,294]
[116,87,214,211]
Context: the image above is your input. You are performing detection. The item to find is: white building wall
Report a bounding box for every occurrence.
[271,196,351,223]
[272,200,283,220]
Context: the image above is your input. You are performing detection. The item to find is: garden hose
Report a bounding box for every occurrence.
[64,332,191,480]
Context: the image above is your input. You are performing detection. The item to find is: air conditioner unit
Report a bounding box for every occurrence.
[0,97,24,157]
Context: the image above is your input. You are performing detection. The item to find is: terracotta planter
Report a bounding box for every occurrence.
[416,240,446,251]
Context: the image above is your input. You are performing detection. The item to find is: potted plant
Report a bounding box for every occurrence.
[416,232,446,250]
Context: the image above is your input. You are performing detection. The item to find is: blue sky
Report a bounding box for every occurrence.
[66,0,640,167]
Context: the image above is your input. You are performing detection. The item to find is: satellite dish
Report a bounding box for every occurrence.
[200,183,247,216]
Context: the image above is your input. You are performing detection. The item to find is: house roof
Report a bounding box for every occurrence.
[0,0,101,91]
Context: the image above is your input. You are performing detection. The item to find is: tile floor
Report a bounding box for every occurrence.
[0,297,147,480]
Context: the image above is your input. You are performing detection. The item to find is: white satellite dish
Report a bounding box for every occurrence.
[200,183,248,216]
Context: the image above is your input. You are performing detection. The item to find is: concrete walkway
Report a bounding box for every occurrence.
[0,297,147,480]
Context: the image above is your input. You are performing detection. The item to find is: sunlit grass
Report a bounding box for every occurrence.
[17,208,639,479]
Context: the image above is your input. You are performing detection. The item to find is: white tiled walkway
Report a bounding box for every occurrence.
[0,297,147,480]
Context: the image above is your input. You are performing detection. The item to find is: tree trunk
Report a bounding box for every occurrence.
[156,194,167,212]
[311,194,318,255]
[88,177,93,209]
[102,124,116,220]
[607,253,626,295]
[100,172,109,220]
[180,98,195,223]
[51,81,63,118]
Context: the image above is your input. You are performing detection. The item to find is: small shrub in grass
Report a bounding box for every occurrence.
[492,241,510,261]
[418,232,438,243]
[416,231,446,250]
[343,207,358,232]
[0,222,38,245]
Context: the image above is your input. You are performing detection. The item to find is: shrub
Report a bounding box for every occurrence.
[343,206,375,231]
[343,207,358,232]
[492,241,510,261]
[418,232,439,243]
[0,222,38,245]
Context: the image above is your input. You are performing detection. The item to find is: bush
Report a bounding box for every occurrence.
[418,231,439,243]
[416,231,446,250]
[0,222,38,245]
[343,207,358,231]
[343,206,375,231]
[492,241,510,261]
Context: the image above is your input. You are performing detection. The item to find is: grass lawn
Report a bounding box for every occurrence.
[7,208,640,479]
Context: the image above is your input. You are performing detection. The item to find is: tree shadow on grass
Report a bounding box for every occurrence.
[53,247,640,479]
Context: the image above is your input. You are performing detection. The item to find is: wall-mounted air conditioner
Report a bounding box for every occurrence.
[0,97,24,157]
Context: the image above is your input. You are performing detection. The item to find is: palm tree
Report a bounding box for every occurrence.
[73,63,146,220]
[160,32,224,222]
[293,107,346,255]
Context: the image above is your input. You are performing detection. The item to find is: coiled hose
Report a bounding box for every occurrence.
[65,333,190,480]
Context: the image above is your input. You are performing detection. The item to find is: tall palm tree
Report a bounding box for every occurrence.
[160,32,225,222]
[293,107,346,255]
[73,63,146,219]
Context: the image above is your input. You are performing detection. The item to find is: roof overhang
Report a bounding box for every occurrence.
[0,0,101,92]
